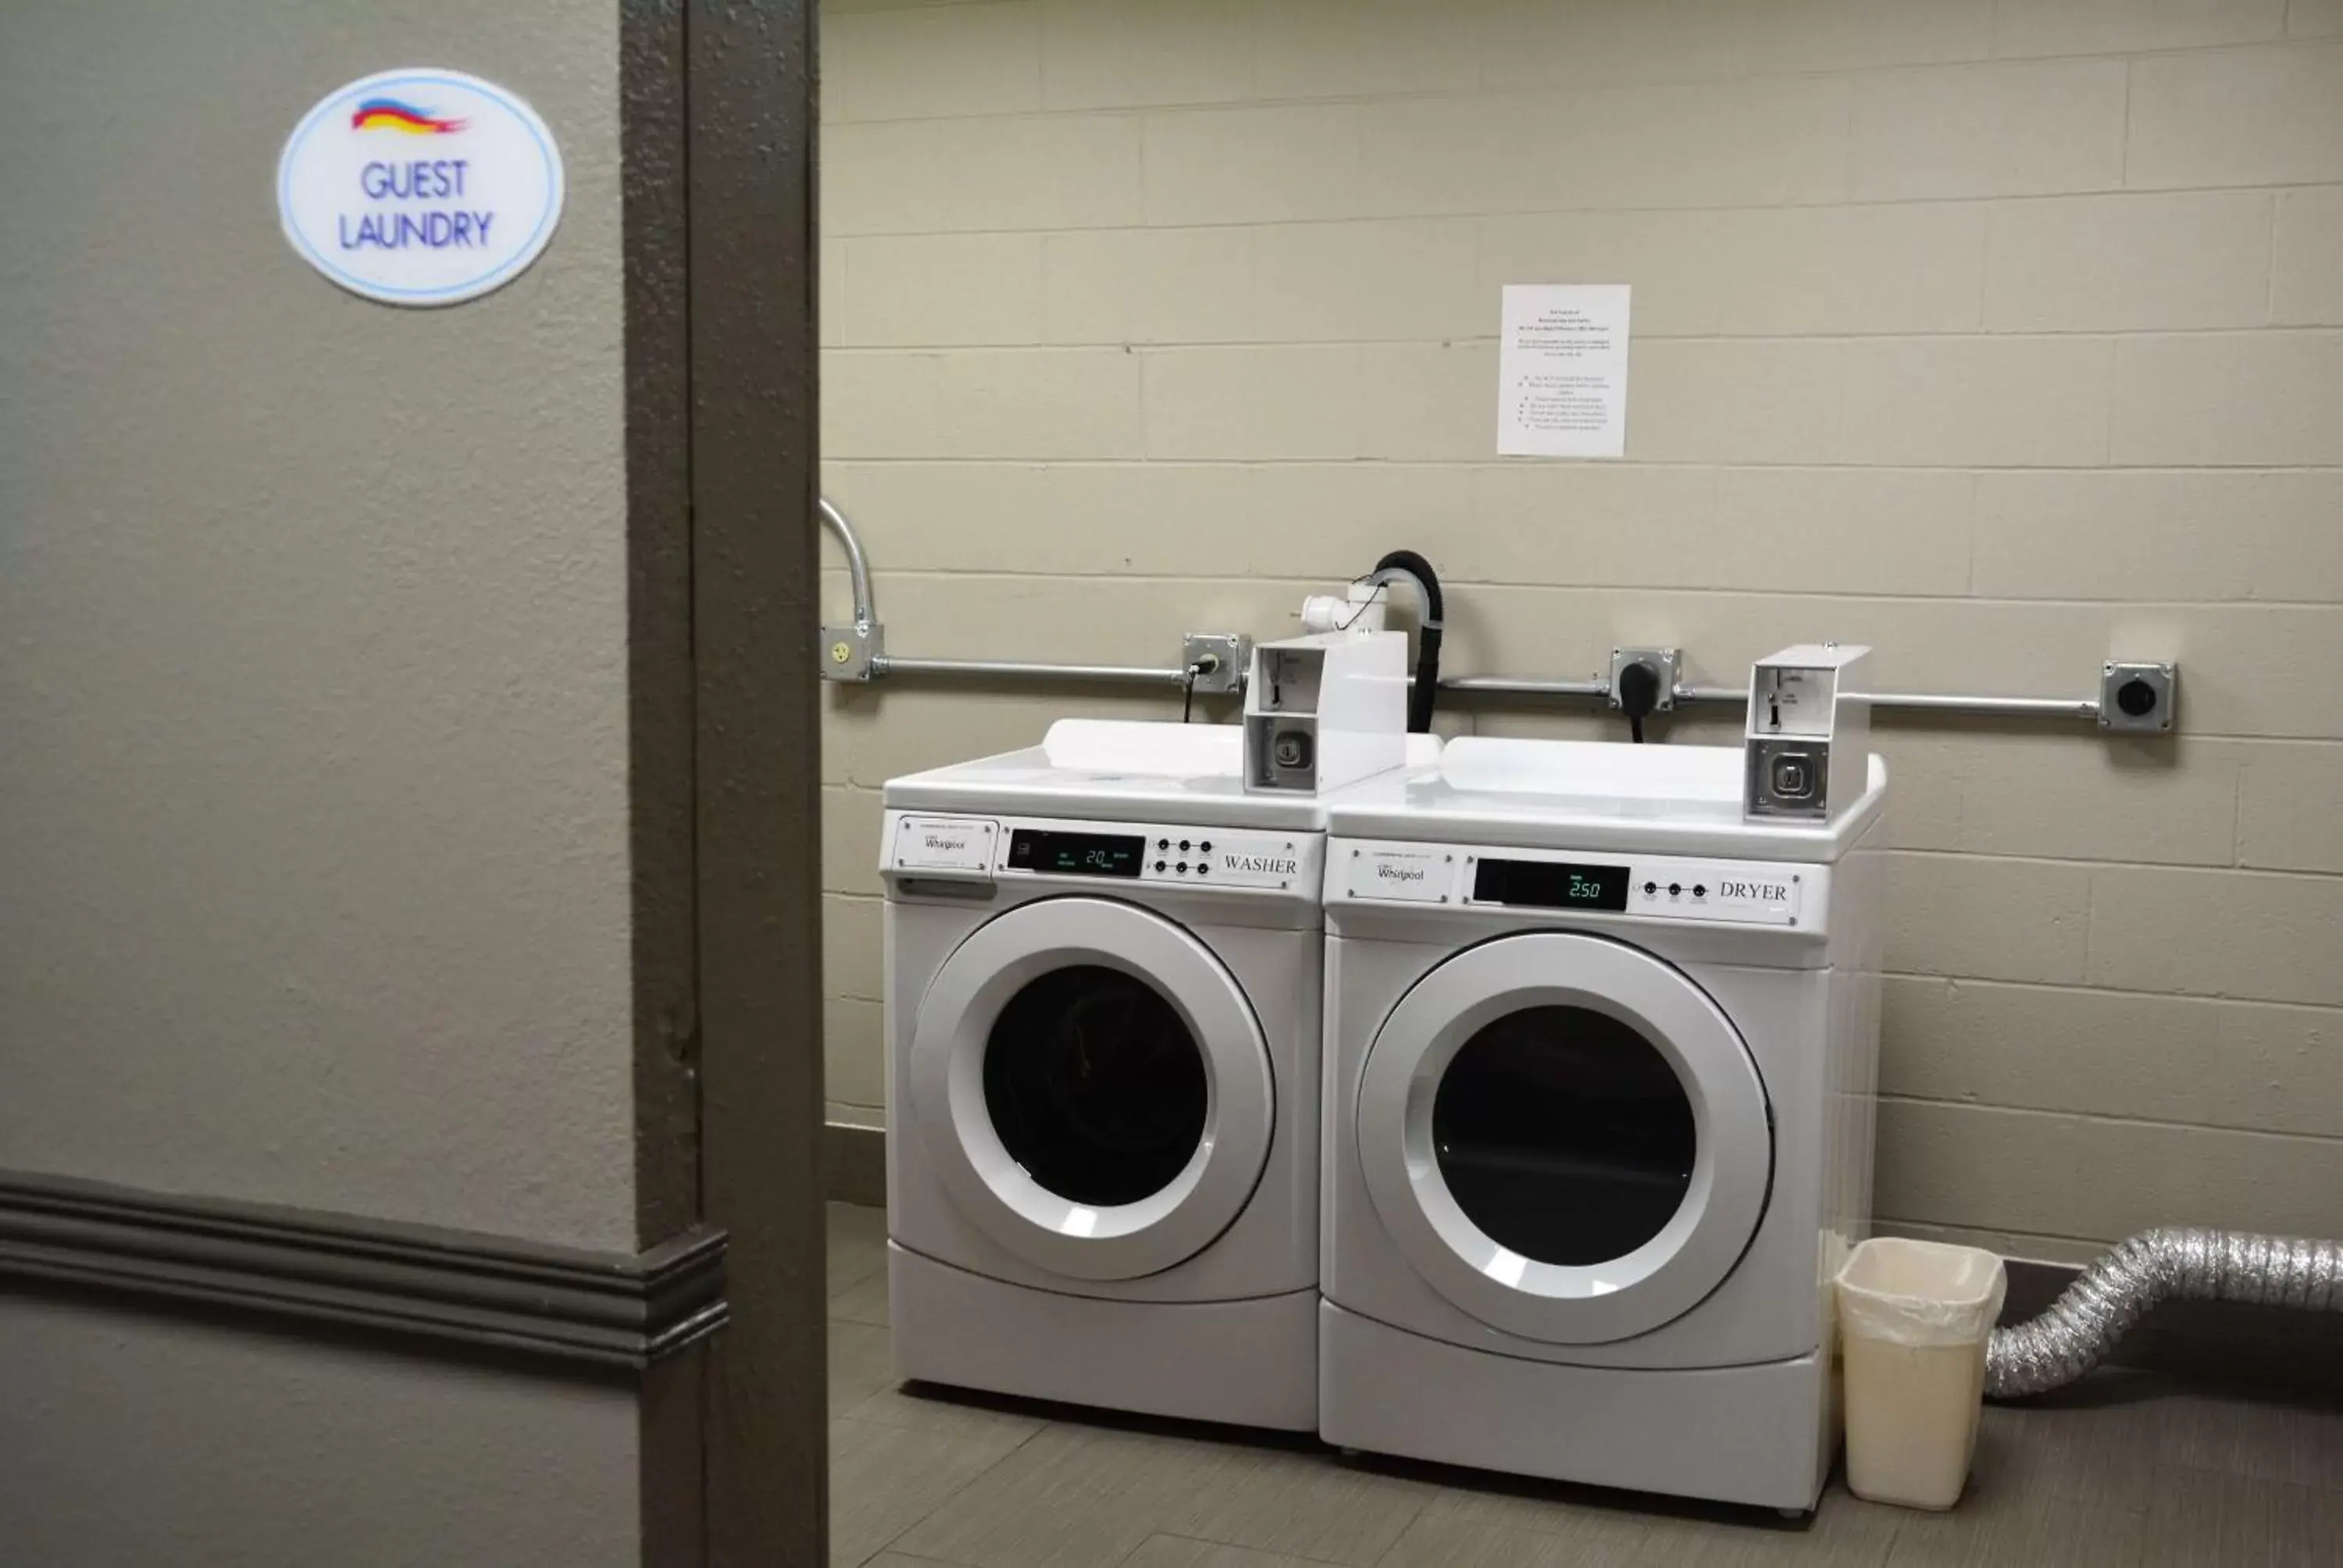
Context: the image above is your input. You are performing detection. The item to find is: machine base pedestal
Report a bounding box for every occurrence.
[1318,1301,1831,1511]
[890,1243,1318,1431]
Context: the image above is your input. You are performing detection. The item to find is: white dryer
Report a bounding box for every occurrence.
[1318,737,1887,1511]
[883,719,1432,1431]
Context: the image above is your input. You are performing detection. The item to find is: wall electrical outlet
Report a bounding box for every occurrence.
[1182,633,1250,696]
[1608,647,1681,711]
[821,623,883,682]
[2100,662,2176,733]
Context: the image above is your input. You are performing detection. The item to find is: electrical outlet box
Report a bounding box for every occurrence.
[821,622,883,682]
[1244,631,1407,794]
[1182,633,1250,696]
[2100,662,2176,733]
[1745,644,1870,821]
[1608,647,1681,712]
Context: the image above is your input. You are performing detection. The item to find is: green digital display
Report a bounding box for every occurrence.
[1471,859,1631,911]
[1007,829,1144,878]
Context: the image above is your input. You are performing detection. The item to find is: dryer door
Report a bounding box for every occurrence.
[909,896,1275,1281]
[1355,932,1771,1344]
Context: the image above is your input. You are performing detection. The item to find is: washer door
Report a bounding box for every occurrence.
[909,896,1274,1281]
[1357,932,1771,1344]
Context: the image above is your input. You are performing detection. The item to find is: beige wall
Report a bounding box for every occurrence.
[817,0,2343,1262]
[0,1294,639,1568]
[0,3,647,1560]
[0,1,637,1253]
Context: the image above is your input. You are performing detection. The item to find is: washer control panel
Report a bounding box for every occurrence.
[1332,838,1811,927]
[885,812,1321,896]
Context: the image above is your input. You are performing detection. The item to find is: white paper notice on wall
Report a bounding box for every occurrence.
[278,69,565,307]
[1497,284,1631,458]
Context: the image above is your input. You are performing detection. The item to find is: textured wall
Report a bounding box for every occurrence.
[0,1295,638,1568]
[818,0,2343,1263]
[0,2,637,1251]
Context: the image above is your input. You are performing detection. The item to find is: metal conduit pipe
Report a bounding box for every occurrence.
[1673,683,2102,722]
[1446,679,2106,723]
[873,656,1193,686]
[1437,675,1612,700]
[819,496,876,633]
[819,497,1235,690]
[816,496,2144,725]
[1987,1229,2343,1399]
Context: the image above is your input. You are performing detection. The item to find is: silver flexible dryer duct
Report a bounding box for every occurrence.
[1986,1228,2343,1399]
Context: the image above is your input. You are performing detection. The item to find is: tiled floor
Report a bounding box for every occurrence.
[826,1204,2343,1567]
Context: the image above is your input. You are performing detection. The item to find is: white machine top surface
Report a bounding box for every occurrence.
[882,719,1441,831]
[1325,737,1887,862]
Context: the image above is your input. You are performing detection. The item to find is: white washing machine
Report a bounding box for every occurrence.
[883,718,1433,1431]
[1318,736,1887,1511]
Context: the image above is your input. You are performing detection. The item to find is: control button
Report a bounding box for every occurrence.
[1157,838,1170,850]
[1176,861,1189,874]
[1668,883,1682,896]
[1693,884,1708,898]
[1179,839,1192,852]
[1195,863,1209,876]
[1642,880,1658,896]
[1200,841,1213,854]
[1154,860,1167,872]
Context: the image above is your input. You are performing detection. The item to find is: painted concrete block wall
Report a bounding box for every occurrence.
[0,2,636,1252]
[817,0,2343,1264]
[0,1295,638,1568]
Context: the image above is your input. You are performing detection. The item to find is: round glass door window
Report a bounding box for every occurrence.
[982,964,1209,1207]
[1432,1005,1696,1267]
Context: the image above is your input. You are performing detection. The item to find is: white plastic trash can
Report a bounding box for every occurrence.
[1835,1238,2008,1509]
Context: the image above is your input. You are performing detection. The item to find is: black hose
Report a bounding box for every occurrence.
[1375,551,1444,734]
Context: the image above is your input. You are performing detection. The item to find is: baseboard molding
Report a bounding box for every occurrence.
[0,1171,726,1370]
[825,1122,886,1208]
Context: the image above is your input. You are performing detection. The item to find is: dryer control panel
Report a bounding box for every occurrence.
[886,812,1323,896]
[1332,839,1812,927]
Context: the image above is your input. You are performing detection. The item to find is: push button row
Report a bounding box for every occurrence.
[1640,880,1710,900]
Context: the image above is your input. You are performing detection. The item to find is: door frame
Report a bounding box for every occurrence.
[621,2,826,1564]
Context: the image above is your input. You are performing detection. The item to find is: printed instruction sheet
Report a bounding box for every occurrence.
[1497,283,1631,458]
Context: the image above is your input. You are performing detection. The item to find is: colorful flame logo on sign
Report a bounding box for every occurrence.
[350,98,466,135]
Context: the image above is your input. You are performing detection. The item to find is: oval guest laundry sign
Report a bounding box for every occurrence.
[277,69,564,307]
